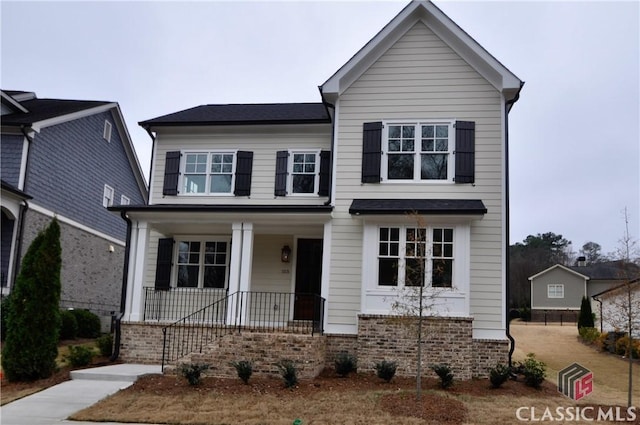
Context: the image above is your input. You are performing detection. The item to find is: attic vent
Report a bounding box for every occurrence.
[103,120,112,142]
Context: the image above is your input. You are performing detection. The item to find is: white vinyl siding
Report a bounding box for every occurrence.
[327,22,504,335]
[149,126,331,205]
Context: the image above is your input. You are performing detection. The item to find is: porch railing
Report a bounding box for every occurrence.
[144,288,227,322]
[161,291,325,370]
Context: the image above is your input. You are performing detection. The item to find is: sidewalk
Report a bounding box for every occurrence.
[0,364,162,425]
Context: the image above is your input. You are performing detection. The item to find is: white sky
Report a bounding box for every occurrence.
[1,1,638,256]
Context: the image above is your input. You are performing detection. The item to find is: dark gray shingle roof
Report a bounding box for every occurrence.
[569,261,640,280]
[2,98,111,126]
[139,103,331,127]
[349,199,487,215]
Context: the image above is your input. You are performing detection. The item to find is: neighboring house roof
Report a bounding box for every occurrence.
[0,179,32,200]
[320,0,523,105]
[139,103,331,127]
[567,261,640,280]
[528,264,590,281]
[349,199,487,215]
[1,90,148,202]
[592,278,640,299]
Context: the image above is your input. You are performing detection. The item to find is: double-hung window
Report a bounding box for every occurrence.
[183,152,235,194]
[384,122,453,181]
[274,150,331,197]
[291,151,319,194]
[176,240,229,289]
[547,284,564,298]
[377,226,454,288]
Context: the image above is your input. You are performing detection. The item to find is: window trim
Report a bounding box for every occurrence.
[179,150,237,196]
[287,149,321,196]
[103,120,112,142]
[381,120,455,183]
[120,195,131,205]
[102,184,114,207]
[173,236,231,289]
[547,284,565,299]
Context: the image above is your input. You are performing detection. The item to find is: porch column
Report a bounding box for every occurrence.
[321,221,332,332]
[126,220,149,322]
[227,222,243,325]
[238,223,254,326]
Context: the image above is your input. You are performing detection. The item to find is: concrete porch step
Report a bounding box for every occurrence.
[70,364,162,382]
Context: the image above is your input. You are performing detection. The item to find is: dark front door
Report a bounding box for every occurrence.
[294,238,323,321]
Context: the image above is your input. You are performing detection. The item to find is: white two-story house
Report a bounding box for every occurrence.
[113,0,523,379]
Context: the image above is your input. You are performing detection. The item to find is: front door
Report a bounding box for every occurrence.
[294,238,323,321]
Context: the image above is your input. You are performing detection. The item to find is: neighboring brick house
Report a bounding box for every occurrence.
[113,0,523,379]
[1,90,148,328]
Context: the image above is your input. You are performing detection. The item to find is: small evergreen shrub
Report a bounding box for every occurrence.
[615,336,639,358]
[374,360,397,383]
[66,345,95,367]
[276,359,298,388]
[577,296,595,329]
[178,363,210,386]
[518,307,531,322]
[70,309,101,338]
[488,363,511,388]
[231,360,253,384]
[1,295,11,341]
[334,352,357,377]
[431,364,454,389]
[519,353,546,389]
[59,310,79,340]
[578,327,600,343]
[96,333,113,357]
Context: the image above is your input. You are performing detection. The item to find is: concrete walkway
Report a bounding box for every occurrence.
[0,364,162,425]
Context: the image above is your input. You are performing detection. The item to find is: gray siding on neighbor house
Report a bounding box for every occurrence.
[531,267,586,309]
[587,280,619,297]
[24,111,144,241]
[0,134,25,187]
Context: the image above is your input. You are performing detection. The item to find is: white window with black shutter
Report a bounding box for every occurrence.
[274,149,331,197]
[361,120,475,184]
[162,150,253,196]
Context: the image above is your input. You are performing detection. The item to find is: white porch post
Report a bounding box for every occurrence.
[126,220,149,322]
[227,222,244,325]
[321,221,332,332]
[238,223,254,326]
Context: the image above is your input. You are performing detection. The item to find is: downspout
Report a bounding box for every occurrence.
[110,209,132,361]
[144,126,156,195]
[505,82,524,368]
[318,86,336,207]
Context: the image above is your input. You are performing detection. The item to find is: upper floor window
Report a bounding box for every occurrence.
[547,284,564,298]
[383,122,453,181]
[377,226,454,288]
[362,120,475,184]
[275,150,331,197]
[162,150,253,197]
[103,120,112,142]
[103,184,114,207]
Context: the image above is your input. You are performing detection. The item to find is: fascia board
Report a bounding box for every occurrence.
[110,105,149,201]
[528,264,590,281]
[1,91,29,113]
[30,103,116,133]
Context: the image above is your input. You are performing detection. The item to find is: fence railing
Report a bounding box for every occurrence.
[160,291,325,370]
[144,288,227,322]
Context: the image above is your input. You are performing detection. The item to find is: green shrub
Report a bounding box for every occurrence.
[70,309,101,338]
[65,345,95,367]
[1,295,11,342]
[178,363,210,386]
[276,359,298,388]
[2,219,61,381]
[519,353,546,389]
[334,352,357,377]
[96,333,113,357]
[489,363,511,388]
[374,360,397,383]
[59,310,79,340]
[518,307,531,322]
[578,327,600,343]
[577,296,595,329]
[231,360,253,384]
[431,364,454,389]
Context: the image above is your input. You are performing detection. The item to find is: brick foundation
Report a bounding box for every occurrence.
[120,316,509,380]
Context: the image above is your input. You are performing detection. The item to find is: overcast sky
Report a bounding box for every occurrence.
[2,1,638,257]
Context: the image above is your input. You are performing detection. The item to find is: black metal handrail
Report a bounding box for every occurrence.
[161,291,325,370]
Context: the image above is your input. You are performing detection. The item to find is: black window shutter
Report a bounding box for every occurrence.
[234,151,253,196]
[274,151,289,196]
[163,151,181,195]
[154,238,174,291]
[318,150,331,196]
[454,121,475,184]
[362,122,383,183]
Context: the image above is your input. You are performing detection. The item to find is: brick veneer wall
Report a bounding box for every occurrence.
[120,322,166,363]
[357,314,474,380]
[472,339,510,378]
[324,333,358,369]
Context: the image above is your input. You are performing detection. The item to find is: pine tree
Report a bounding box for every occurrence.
[577,295,595,329]
[2,218,62,381]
